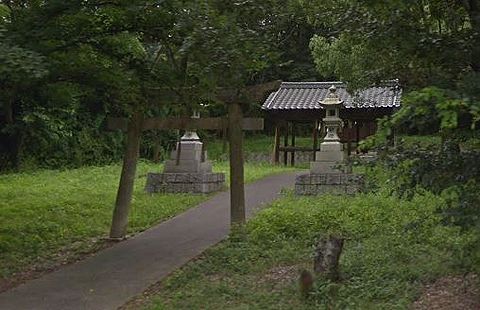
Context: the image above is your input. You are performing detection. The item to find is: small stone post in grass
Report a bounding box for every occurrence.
[314,235,344,281]
[299,270,314,297]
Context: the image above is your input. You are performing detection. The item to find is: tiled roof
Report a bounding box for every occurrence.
[262,81,402,110]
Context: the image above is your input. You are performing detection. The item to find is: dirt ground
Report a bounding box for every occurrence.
[413,274,480,310]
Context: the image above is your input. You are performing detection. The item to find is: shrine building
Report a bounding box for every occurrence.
[261,80,402,165]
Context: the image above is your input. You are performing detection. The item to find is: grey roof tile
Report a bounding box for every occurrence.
[262,81,402,110]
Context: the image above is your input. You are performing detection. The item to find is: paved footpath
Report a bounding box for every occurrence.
[0,172,298,310]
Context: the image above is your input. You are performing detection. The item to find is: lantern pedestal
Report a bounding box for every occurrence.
[310,142,345,174]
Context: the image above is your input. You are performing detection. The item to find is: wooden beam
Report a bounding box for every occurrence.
[228,103,246,225]
[273,125,280,164]
[107,117,263,132]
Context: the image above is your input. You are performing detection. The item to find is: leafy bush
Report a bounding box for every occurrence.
[249,191,478,308]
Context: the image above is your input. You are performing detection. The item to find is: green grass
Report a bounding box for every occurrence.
[0,161,295,279]
[147,190,478,309]
[207,135,313,160]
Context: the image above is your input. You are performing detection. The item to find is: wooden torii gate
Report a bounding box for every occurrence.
[107,81,281,239]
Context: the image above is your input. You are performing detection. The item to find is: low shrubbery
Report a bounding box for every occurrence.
[148,185,479,309]
[148,134,480,309]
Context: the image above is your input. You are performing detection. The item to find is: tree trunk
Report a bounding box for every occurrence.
[228,103,246,225]
[468,0,480,71]
[109,111,143,239]
[3,88,22,170]
[314,235,344,281]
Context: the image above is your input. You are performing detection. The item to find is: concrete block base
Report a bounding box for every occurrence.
[145,172,225,194]
[295,173,364,196]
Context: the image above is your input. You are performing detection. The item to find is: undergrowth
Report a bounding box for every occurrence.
[148,190,479,309]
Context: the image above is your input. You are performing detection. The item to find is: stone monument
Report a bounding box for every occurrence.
[295,85,364,195]
[145,112,225,194]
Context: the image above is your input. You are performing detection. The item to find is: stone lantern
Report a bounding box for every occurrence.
[320,85,344,143]
[311,85,345,174]
[295,84,364,196]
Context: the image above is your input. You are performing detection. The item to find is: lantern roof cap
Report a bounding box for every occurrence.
[320,85,343,107]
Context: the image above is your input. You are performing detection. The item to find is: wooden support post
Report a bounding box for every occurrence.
[291,123,296,166]
[355,121,360,154]
[273,125,280,165]
[284,122,289,166]
[228,103,246,225]
[392,127,397,147]
[175,137,182,165]
[313,120,319,161]
[110,111,143,239]
[347,120,352,156]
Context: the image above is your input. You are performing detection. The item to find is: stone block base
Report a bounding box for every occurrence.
[295,173,364,196]
[145,172,225,194]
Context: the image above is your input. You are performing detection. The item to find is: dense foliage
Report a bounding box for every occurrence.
[0,0,320,172]
[307,0,480,88]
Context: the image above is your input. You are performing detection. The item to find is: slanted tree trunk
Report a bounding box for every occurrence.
[110,111,143,239]
[314,235,344,281]
[2,88,23,170]
[228,102,246,225]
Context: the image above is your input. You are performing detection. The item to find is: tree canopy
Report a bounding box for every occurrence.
[0,0,319,170]
[2,0,479,171]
